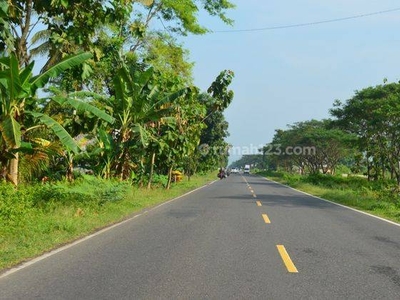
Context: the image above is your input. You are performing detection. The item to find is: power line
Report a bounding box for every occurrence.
[212,7,400,33]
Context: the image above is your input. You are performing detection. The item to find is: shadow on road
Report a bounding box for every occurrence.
[213,193,345,211]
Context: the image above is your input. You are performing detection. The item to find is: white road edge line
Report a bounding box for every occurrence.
[262,176,400,228]
[0,180,218,279]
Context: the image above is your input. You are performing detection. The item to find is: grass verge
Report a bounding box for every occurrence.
[257,171,400,224]
[0,172,216,272]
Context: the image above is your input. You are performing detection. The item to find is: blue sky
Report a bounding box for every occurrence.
[179,0,400,163]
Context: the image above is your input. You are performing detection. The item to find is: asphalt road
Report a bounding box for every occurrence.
[1,174,400,299]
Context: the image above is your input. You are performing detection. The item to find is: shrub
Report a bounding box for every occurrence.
[0,177,129,227]
[335,164,351,175]
[283,173,302,185]
[151,174,169,188]
[0,183,33,225]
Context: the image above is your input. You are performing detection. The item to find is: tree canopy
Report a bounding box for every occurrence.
[331,82,400,185]
[0,0,236,186]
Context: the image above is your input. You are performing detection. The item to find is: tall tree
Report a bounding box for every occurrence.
[3,0,234,69]
[103,64,195,181]
[264,120,354,175]
[197,70,235,172]
[0,52,99,185]
[331,82,400,186]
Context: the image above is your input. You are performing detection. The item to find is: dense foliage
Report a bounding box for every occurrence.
[331,82,400,186]
[231,81,400,194]
[0,0,235,187]
[262,119,355,175]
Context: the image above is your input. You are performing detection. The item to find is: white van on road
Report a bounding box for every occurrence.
[244,165,250,174]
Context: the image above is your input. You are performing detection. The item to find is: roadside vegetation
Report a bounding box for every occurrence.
[233,81,400,225]
[0,1,235,187]
[0,1,235,271]
[0,172,216,271]
[256,170,400,224]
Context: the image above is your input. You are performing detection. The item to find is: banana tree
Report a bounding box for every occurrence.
[156,89,206,189]
[41,88,115,181]
[0,52,98,185]
[110,65,192,181]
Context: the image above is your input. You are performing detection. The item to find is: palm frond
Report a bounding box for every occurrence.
[31,52,92,91]
[30,29,51,45]
[30,41,51,58]
[27,111,80,154]
[0,115,21,148]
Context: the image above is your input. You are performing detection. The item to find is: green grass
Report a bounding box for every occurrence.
[257,171,400,224]
[0,173,216,271]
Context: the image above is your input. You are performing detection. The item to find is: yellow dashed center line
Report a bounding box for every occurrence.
[242,176,298,274]
[246,185,256,197]
[262,213,271,224]
[277,245,298,273]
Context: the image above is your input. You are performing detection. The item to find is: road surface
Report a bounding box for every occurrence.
[1,174,400,299]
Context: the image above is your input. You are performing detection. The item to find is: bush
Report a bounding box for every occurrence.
[34,175,130,207]
[283,173,302,185]
[304,174,344,188]
[335,164,351,175]
[0,176,131,225]
[304,174,373,190]
[376,185,400,204]
[151,174,169,187]
[0,183,34,225]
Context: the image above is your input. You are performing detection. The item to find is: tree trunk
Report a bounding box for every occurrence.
[119,150,127,181]
[8,153,19,186]
[66,152,74,182]
[397,161,400,189]
[103,158,111,179]
[367,163,371,181]
[114,130,130,181]
[17,0,33,66]
[166,166,173,190]
[147,152,156,189]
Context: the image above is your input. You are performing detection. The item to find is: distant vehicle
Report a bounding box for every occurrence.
[218,168,227,179]
[231,168,239,174]
[244,165,250,174]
